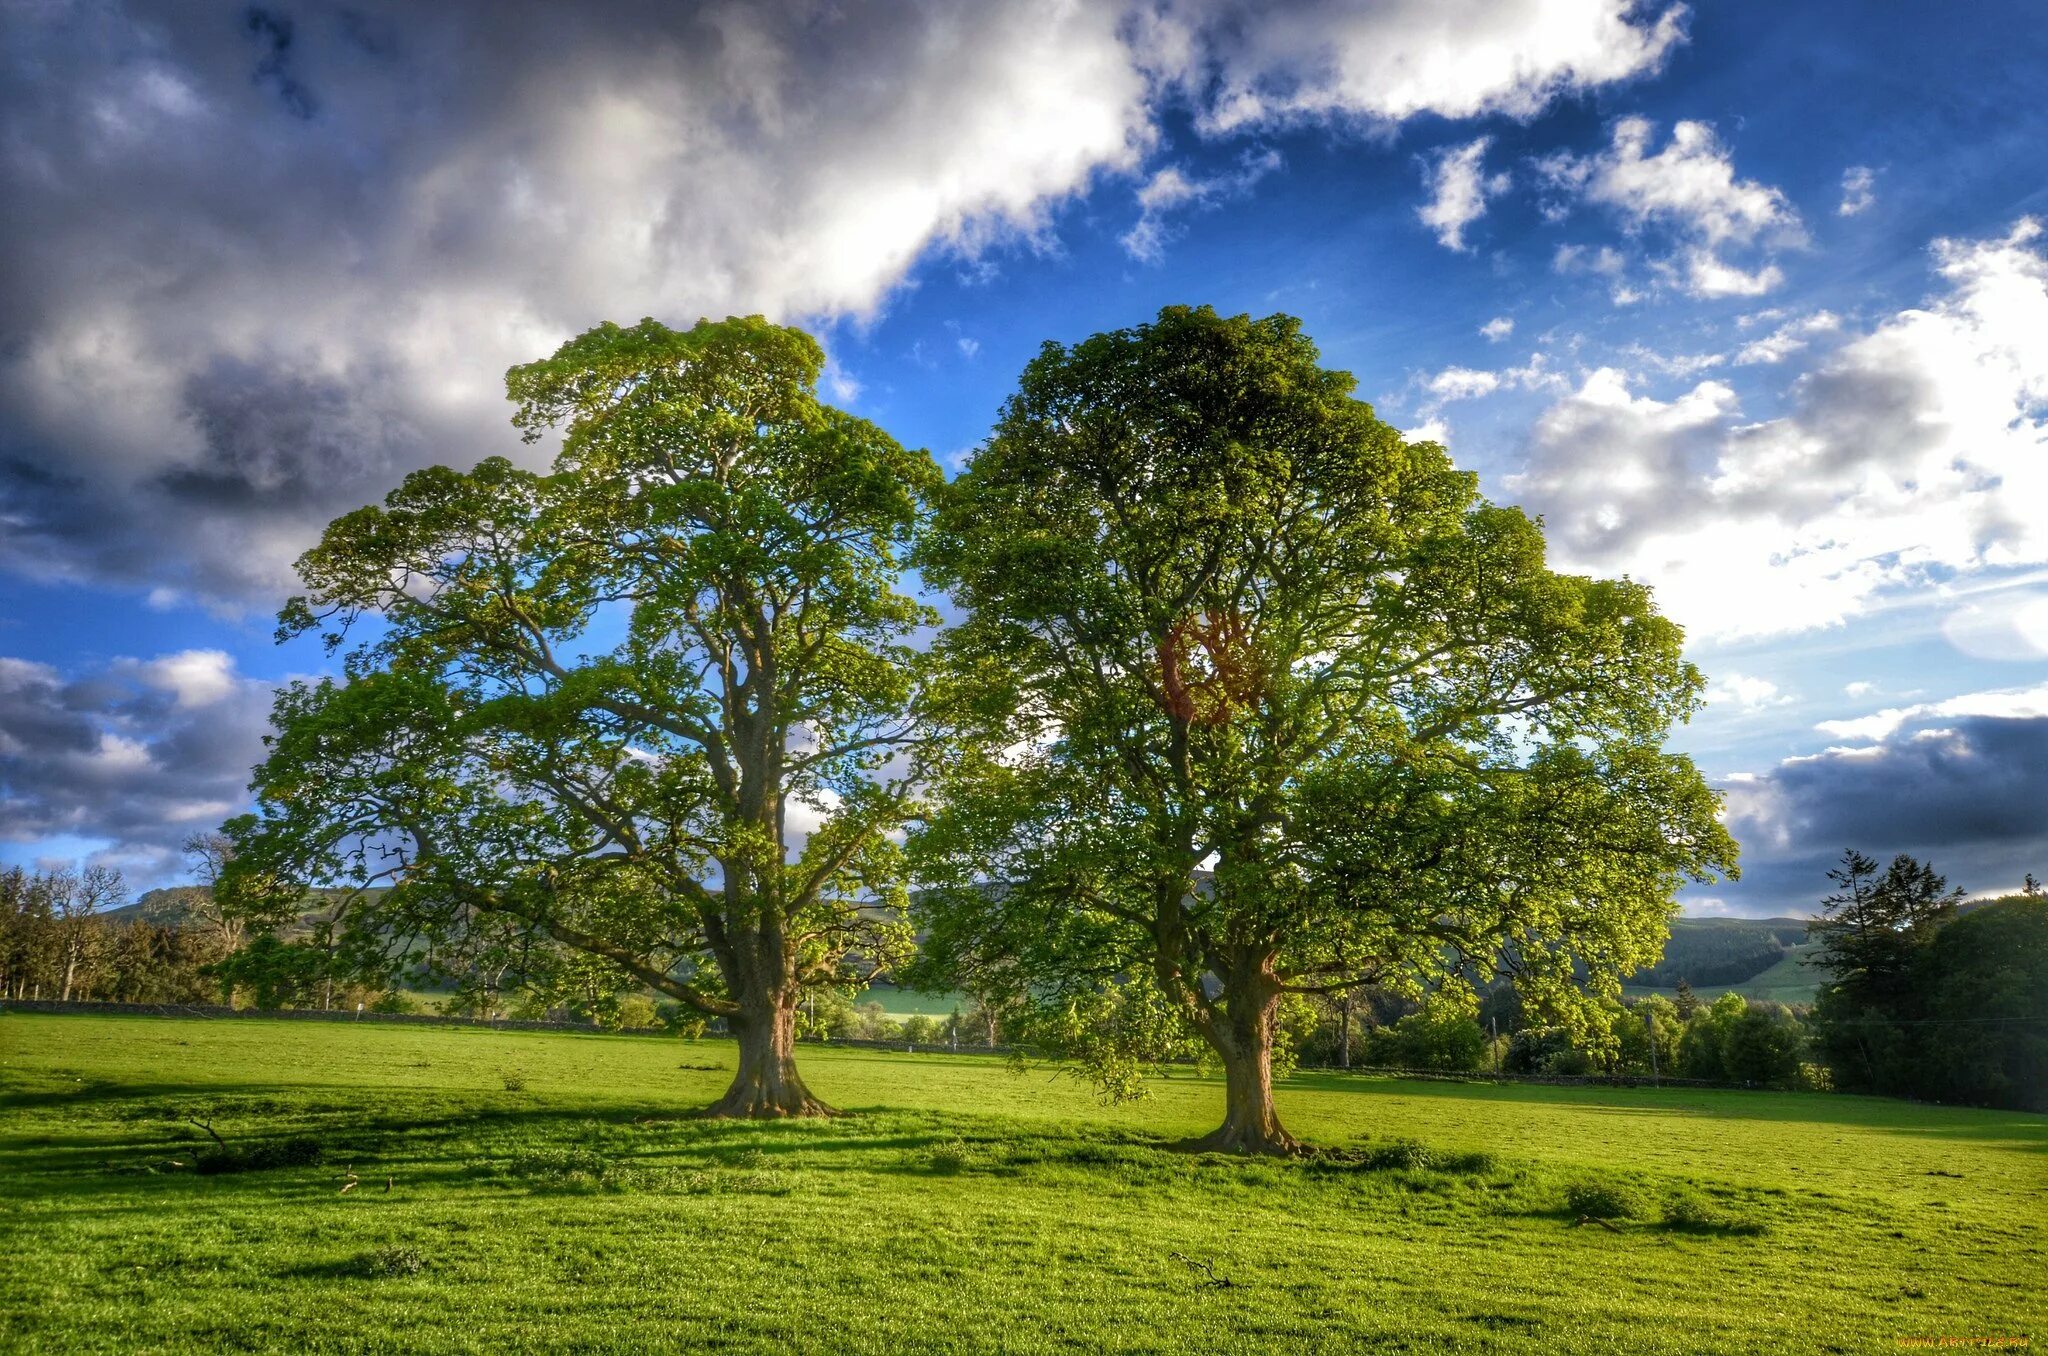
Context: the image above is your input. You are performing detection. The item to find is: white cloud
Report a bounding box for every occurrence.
[1417,137,1509,252]
[1941,589,2048,660]
[1813,679,2048,743]
[1734,311,1839,365]
[1506,220,2048,640]
[0,0,1707,609]
[1121,148,1282,263]
[132,649,237,709]
[820,360,863,405]
[1480,316,1515,341]
[2,1,1156,602]
[1708,672,1793,711]
[1844,680,1877,698]
[1424,366,1503,401]
[1417,353,1564,409]
[1539,117,1800,299]
[1839,165,1877,217]
[1145,0,1687,132]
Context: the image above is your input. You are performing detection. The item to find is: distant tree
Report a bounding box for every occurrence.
[1366,1005,1486,1072]
[1720,1005,1803,1087]
[52,867,123,1002]
[1909,897,2048,1111]
[1677,991,1750,1081]
[179,832,247,954]
[1672,977,1699,1020]
[1616,994,1682,1076]
[220,317,938,1117]
[913,305,1735,1153]
[1808,851,1963,1094]
[2023,873,2043,898]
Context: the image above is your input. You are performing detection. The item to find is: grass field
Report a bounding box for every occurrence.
[2,1014,2041,1353]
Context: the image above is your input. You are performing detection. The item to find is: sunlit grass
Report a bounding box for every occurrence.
[2,1014,2041,1353]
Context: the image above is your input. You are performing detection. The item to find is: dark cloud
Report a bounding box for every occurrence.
[0,652,273,880]
[1706,714,2048,914]
[0,0,1684,610]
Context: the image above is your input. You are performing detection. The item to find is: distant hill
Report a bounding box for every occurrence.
[109,886,375,940]
[1625,897,2023,1004]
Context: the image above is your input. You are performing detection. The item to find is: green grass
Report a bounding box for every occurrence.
[856,984,969,1023]
[2,1014,2041,1354]
[1623,940,1827,1005]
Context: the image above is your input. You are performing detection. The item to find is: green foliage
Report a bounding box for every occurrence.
[913,304,1736,1148]
[205,934,340,1010]
[1720,1008,1804,1087]
[1814,890,2048,1110]
[1364,1008,1487,1072]
[1007,981,1208,1104]
[219,315,942,1112]
[1676,991,1750,1081]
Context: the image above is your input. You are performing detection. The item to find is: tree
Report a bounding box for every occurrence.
[51,867,123,1002]
[1672,977,1699,1020]
[1720,1005,1802,1087]
[179,832,247,954]
[1910,897,2048,1111]
[1677,991,1748,1081]
[913,306,1736,1153]
[222,316,939,1117]
[1808,851,1963,1094]
[1616,994,1681,1076]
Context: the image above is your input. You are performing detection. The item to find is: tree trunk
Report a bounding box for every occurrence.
[1183,953,1300,1156]
[705,995,833,1118]
[1338,991,1352,1070]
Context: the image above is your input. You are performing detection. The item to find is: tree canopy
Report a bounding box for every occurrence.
[221,316,941,1116]
[911,305,1736,1152]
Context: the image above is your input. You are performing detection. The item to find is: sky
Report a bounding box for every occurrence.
[2,0,2045,916]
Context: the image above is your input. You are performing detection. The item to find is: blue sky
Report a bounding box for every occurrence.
[2,0,2045,914]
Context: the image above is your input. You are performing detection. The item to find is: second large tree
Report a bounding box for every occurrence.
[915,306,1735,1153]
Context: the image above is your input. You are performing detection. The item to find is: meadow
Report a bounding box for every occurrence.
[1,1013,2041,1354]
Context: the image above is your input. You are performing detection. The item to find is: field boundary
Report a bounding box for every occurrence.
[3,999,1775,1090]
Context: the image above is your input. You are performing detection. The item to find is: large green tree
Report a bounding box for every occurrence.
[913,306,1735,1153]
[222,316,939,1116]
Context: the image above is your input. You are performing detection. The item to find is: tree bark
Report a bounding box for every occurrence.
[1338,990,1352,1070]
[705,993,833,1118]
[1183,953,1300,1156]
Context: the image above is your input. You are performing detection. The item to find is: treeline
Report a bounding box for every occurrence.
[13,854,2045,1113]
[1806,854,2046,1111]
[0,866,229,1003]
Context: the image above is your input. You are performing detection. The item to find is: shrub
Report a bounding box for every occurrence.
[1368,1010,1487,1071]
[1361,1139,1434,1171]
[615,994,659,1030]
[901,1013,942,1044]
[1436,1149,1498,1175]
[1662,1188,1765,1235]
[369,991,421,1015]
[1564,1181,1644,1220]
[361,1245,428,1278]
[926,1140,973,1174]
[501,1071,527,1092]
